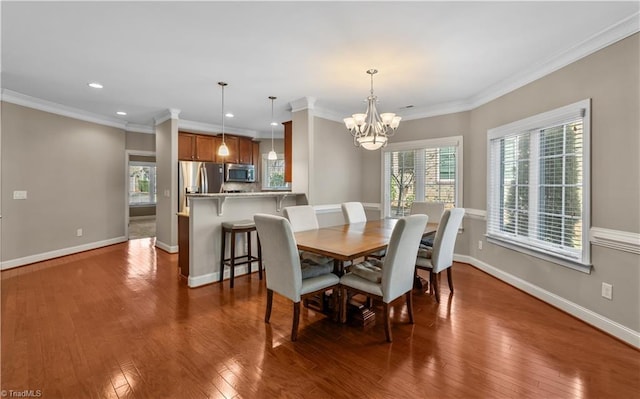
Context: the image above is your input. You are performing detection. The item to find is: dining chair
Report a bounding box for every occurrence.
[341,201,385,260]
[340,202,368,223]
[283,205,333,278]
[410,201,445,247]
[339,214,428,342]
[254,213,340,341]
[415,208,465,303]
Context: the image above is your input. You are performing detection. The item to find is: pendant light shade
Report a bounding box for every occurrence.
[268,96,278,160]
[217,82,229,157]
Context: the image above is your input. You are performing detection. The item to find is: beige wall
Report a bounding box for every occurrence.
[361,33,640,332]
[126,131,155,152]
[1,102,126,265]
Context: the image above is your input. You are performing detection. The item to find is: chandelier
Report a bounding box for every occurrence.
[344,69,401,150]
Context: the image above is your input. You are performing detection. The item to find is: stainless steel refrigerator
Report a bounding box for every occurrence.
[178,161,224,213]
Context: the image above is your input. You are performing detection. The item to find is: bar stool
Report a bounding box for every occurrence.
[220,219,263,288]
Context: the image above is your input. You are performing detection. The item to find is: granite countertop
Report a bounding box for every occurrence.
[186,191,299,198]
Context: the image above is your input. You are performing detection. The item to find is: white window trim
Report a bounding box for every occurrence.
[486,99,591,272]
[129,161,157,206]
[381,136,463,218]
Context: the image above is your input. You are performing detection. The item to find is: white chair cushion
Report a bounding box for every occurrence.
[300,260,333,279]
[340,272,383,297]
[415,255,434,269]
[417,247,432,259]
[301,273,340,296]
[350,259,383,283]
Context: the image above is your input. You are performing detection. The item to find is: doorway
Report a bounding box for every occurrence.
[128,154,157,240]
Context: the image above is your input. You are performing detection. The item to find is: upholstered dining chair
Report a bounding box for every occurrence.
[415,208,465,303]
[283,205,333,279]
[339,214,428,342]
[254,213,340,341]
[410,201,445,247]
[341,202,386,260]
[341,201,368,223]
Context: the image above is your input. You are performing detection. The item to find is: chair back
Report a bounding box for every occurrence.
[431,208,465,273]
[283,205,319,232]
[410,201,445,223]
[381,214,428,303]
[253,214,303,302]
[341,202,367,224]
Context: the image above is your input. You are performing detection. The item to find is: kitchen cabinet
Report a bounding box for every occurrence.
[178,132,215,162]
[238,137,253,164]
[283,121,292,182]
[252,141,260,182]
[221,135,239,164]
[178,214,190,278]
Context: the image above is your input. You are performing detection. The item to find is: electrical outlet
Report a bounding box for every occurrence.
[478,240,483,250]
[76,228,83,237]
[601,282,613,300]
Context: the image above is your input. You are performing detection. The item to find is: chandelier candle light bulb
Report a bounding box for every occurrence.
[344,69,401,150]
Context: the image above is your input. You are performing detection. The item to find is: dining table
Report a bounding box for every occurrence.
[294,218,438,274]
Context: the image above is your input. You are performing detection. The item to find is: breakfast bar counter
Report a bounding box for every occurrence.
[181,192,308,288]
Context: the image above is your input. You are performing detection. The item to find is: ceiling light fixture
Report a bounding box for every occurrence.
[344,69,401,150]
[88,82,103,89]
[217,82,230,157]
[268,96,278,161]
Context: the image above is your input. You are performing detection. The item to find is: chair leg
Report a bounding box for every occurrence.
[257,234,263,280]
[265,289,273,323]
[229,232,236,288]
[406,291,414,324]
[432,271,440,303]
[291,301,300,341]
[247,231,252,275]
[219,230,226,283]
[383,302,392,342]
[447,267,454,294]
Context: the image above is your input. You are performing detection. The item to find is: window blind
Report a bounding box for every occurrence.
[486,99,591,270]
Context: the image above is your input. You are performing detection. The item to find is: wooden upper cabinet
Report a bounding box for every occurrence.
[178,133,196,160]
[221,135,239,164]
[195,135,215,162]
[283,121,292,183]
[238,137,253,164]
[179,132,216,161]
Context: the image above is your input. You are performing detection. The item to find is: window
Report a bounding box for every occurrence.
[487,99,591,271]
[129,162,157,205]
[383,136,462,218]
[262,154,289,190]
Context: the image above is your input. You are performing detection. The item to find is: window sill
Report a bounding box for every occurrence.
[486,235,592,274]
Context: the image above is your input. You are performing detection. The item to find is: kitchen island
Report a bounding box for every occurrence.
[180,192,308,288]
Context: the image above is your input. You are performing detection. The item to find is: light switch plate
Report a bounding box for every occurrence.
[13,190,27,200]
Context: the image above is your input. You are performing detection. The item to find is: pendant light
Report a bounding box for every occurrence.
[217,82,230,157]
[268,96,278,160]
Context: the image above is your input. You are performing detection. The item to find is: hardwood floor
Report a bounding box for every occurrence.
[2,238,638,398]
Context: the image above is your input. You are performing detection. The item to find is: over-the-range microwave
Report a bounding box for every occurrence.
[225,163,255,183]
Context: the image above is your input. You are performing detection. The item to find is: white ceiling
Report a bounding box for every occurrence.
[2,1,638,138]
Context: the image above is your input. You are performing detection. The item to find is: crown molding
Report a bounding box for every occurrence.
[153,108,180,126]
[125,123,155,134]
[1,89,129,130]
[177,119,261,139]
[289,96,316,113]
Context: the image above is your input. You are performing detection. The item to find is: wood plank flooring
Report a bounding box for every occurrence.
[2,238,638,398]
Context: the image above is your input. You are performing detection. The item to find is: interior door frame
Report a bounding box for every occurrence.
[125,150,157,239]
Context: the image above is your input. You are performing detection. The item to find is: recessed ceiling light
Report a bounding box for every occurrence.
[88,82,103,89]
[116,111,127,116]
[270,122,278,126]
[225,112,234,118]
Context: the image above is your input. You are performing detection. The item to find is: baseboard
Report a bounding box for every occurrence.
[188,265,251,288]
[155,240,178,253]
[454,254,640,348]
[1,236,128,270]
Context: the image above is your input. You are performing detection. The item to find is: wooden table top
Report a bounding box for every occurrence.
[294,219,438,261]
